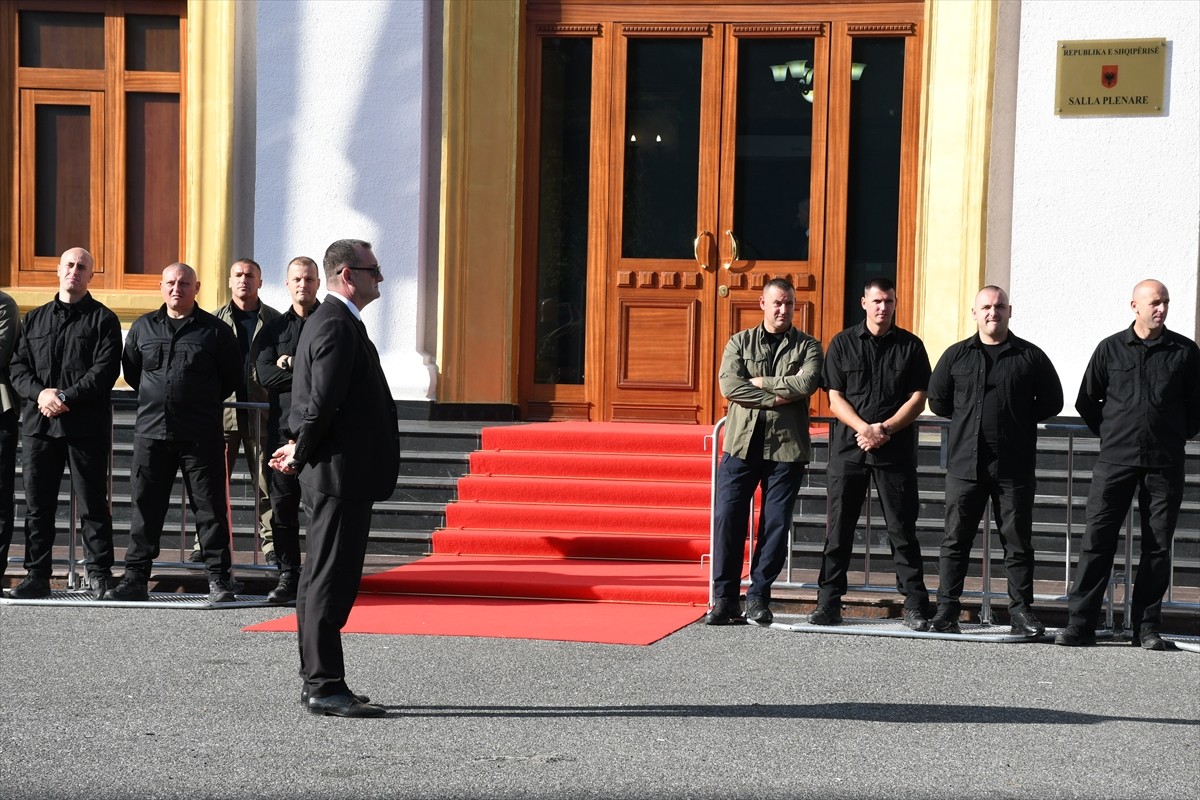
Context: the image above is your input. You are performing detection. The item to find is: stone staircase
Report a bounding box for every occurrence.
[789,420,1200,593]
[8,411,1199,603]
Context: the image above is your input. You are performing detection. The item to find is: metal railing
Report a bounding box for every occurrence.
[707,415,1200,630]
[7,398,271,589]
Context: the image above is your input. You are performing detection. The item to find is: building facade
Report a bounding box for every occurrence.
[3,0,1196,421]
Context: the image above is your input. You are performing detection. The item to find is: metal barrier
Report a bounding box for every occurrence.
[5,397,271,588]
[707,415,1200,631]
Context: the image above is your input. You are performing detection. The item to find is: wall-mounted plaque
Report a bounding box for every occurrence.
[1056,38,1167,117]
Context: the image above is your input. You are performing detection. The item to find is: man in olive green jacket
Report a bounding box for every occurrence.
[194,258,280,564]
[706,278,823,626]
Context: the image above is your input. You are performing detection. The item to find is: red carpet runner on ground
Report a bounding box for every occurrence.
[245,422,716,645]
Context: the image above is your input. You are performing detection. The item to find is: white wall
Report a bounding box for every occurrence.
[249,0,437,400]
[1007,0,1199,407]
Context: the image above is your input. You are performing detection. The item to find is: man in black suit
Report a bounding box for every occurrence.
[270,239,399,718]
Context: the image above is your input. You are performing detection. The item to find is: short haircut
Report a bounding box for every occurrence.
[164,262,196,280]
[288,256,319,272]
[864,276,895,295]
[323,239,372,281]
[764,277,795,294]
[232,258,262,276]
[979,284,1005,296]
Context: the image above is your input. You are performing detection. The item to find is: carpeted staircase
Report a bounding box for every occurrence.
[248,422,720,644]
[365,423,714,607]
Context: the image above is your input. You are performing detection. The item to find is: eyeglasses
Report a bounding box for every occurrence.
[344,265,382,278]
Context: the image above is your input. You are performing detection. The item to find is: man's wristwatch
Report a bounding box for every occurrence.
[56,391,67,403]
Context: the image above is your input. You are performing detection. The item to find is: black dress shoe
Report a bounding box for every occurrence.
[930,607,961,634]
[1054,624,1096,647]
[8,575,51,599]
[1132,628,1167,651]
[264,551,279,567]
[208,578,237,603]
[267,572,299,604]
[89,574,115,601]
[106,575,149,602]
[744,597,773,626]
[301,687,370,705]
[307,692,385,718]
[902,607,930,632]
[1009,609,1045,637]
[188,549,205,564]
[809,604,842,626]
[703,597,743,625]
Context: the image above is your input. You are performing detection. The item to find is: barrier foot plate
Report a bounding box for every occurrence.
[1163,635,1200,654]
[0,589,290,610]
[766,613,1115,643]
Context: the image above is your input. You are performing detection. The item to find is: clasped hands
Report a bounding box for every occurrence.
[856,422,890,451]
[269,440,299,475]
[37,388,68,418]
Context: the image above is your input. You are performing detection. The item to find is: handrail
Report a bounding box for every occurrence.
[709,414,1199,628]
[8,398,273,590]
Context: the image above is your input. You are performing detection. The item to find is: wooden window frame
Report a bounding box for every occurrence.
[1,0,187,294]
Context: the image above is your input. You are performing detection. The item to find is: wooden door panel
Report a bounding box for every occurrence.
[712,25,829,418]
[617,296,699,388]
[603,23,722,424]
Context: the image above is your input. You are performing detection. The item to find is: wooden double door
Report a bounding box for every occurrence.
[520,2,923,424]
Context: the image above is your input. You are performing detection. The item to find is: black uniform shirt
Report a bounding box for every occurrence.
[928,332,1063,479]
[254,300,320,444]
[1076,325,1200,468]
[823,321,931,467]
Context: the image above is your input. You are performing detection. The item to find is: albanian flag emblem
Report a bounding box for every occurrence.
[1101,65,1118,88]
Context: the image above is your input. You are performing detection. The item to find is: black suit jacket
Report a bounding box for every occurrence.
[286,296,399,502]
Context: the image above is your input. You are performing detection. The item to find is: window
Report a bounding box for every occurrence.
[2,1,186,291]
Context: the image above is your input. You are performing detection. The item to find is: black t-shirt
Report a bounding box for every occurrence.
[231,305,257,360]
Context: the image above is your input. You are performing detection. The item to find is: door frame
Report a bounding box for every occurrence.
[520,1,925,422]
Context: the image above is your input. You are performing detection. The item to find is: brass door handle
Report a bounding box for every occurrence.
[723,229,740,270]
[694,230,713,271]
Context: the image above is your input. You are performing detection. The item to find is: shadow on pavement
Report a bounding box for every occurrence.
[391,702,1199,726]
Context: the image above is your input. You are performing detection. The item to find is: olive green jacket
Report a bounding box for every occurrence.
[719,324,824,462]
[215,300,281,433]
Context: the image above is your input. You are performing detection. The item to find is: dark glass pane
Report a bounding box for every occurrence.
[844,37,905,325]
[622,39,702,259]
[732,38,815,261]
[19,11,105,69]
[534,38,592,386]
[34,106,91,257]
[126,15,181,72]
[126,93,181,275]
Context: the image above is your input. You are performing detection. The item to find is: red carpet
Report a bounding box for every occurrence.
[245,422,719,644]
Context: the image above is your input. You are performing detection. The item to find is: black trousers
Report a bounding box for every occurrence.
[0,409,16,580]
[937,468,1036,613]
[297,487,372,698]
[124,437,231,579]
[817,458,929,611]
[710,452,805,602]
[1067,460,1184,631]
[21,433,114,579]
[267,432,302,575]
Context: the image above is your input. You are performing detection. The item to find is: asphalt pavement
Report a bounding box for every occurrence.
[0,602,1197,800]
